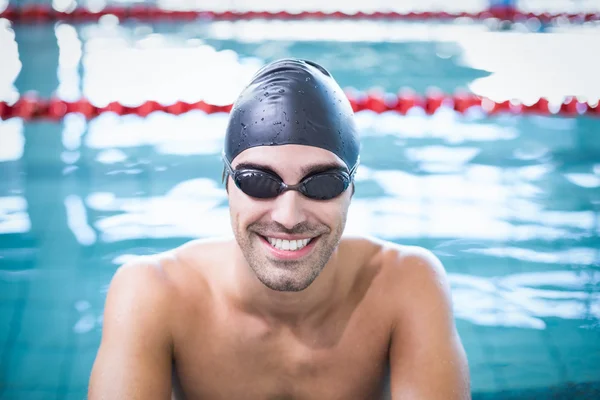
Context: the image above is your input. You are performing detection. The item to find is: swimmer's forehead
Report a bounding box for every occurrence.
[232,145,347,175]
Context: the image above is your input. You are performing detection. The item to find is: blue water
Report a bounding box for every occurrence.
[1,3,600,399]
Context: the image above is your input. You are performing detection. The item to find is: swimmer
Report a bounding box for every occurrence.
[88,58,470,400]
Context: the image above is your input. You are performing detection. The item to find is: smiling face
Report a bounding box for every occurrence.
[227,145,353,292]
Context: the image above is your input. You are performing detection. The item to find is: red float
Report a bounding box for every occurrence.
[1,90,598,121]
[2,5,598,23]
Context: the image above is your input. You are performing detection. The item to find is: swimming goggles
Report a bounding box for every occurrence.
[222,152,359,201]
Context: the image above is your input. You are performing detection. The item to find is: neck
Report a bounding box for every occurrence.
[229,243,344,326]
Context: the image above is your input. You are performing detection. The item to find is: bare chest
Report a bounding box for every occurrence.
[173,308,392,400]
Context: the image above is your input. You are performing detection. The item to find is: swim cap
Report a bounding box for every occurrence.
[223,58,360,171]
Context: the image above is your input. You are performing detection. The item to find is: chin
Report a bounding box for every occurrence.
[251,259,322,292]
[257,273,316,292]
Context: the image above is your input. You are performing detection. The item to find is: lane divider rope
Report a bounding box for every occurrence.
[1,5,599,24]
[1,91,598,121]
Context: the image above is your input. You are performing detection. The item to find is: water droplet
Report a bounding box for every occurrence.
[298,90,305,95]
[241,123,247,129]
[261,118,264,121]
[278,89,284,93]
[296,120,299,124]
[305,77,311,81]
[264,92,269,96]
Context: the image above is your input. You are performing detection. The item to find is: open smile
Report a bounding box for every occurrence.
[257,234,320,261]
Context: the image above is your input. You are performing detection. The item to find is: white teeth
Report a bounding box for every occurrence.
[267,237,312,251]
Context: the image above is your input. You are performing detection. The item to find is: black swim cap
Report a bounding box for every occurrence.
[223,58,360,171]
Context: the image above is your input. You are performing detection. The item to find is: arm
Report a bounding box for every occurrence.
[88,259,174,400]
[388,247,470,400]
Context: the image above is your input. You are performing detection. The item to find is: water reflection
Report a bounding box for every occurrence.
[12,18,592,106]
[0,18,20,103]
[460,31,600,102]
[0,196,30,234]
[355,110,519,143]
[451,270,600,330]
[85,112,228,155]
[467,246,598,265]
[73,299,102,334]
[96,148,128,164]
[518,0,600,14]
[346,198,574,241]
[86,178,228,241]
[56,23,82,100]
[565,173,600,189]
[65,195,97,245]
[81,23,261,105]
[62,114,86,166]
[0,119,24,162]
[2,3,600,105]
[53,0,78,14]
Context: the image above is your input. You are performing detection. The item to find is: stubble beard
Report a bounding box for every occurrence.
[233,221,345,292]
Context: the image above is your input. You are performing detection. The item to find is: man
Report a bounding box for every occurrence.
[89,58,470,399]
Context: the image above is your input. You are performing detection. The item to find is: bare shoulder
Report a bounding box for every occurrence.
[106,237,230,309]
[382,242,447,284]
[173,236,234,272]
[101,237,234,350]
[105,252,180,320]
[342,235,446,279]
[358,243,470,399]
[386,242,450,306]
[342,236,451,311]
[113,253,173,285]
[91,252,188,399]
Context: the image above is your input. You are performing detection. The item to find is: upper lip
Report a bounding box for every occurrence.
[257,233,318,240]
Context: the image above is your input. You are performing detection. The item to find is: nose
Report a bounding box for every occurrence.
[270,190,307,230]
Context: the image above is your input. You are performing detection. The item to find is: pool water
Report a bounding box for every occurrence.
[1,3,600,399]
